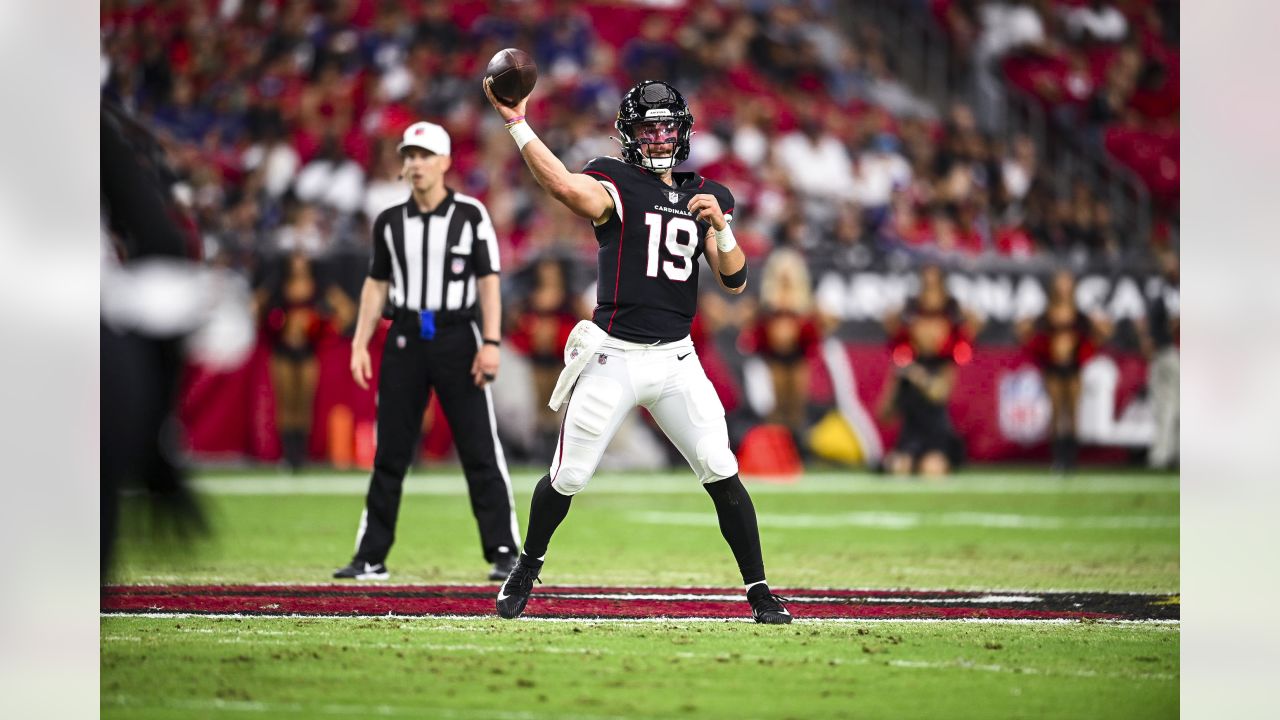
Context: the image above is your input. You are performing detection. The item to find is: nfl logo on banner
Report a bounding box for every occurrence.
[668,191,680,204]
[998,366,1051,444]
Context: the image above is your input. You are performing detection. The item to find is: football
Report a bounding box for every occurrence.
[485,47,538,107]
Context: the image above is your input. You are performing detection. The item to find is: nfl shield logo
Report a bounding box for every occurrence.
[396,335,407,349]
[570,348,579,360]
[451,258,465,275]
[668,191,680,204]
[597,354,607,365]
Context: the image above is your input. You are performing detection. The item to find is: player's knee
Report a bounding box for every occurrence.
[553,465,591,495]
[695,434,738,483]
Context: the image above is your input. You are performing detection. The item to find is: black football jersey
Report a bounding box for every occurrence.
[582,156,735,343]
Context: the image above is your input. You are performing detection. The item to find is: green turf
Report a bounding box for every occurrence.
[101,616,1177,720]
[103,467,1179,719]
[109,469,1178,592]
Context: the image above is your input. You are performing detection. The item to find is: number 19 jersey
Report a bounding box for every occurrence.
[582,156,736,344]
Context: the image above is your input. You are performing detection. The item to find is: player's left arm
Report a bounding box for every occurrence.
[688,192,747,295]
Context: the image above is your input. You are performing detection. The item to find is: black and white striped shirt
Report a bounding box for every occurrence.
[368,190,500,311]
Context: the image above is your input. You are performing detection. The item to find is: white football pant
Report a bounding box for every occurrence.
[549,335,738,494]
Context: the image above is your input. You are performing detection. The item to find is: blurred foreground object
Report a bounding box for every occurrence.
[101,101,253,578]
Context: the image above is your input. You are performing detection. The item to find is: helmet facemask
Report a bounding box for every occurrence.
[625,119,690,171]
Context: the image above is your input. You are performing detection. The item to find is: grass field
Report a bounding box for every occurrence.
[102,467,1179,719]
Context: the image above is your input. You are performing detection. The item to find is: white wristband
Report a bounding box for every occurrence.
[714,223,737,254]
[507,120,536,150]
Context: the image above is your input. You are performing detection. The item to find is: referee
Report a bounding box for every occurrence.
[334,121,520,582]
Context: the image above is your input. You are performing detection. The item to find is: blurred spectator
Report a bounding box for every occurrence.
[1136,249,1179,469]
[739,248,825,439]
[294,135,366,215]
[877,265,977,477]
[773,105,854,205]
[973,0,1052,130]
[536,0,596,82]
[621,14,680,83]
[363,140,409,219]
[850,133,913,216]
[1017,269,1112,472]
[1059,1,1128,45]
[998,133,1038,205]
[274,199,329,256]
[507,255,588,457]
[255,252,355,471]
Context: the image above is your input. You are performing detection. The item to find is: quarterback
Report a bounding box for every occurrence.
[484,77,791,624]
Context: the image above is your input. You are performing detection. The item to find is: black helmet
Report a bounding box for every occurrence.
[615,80,694,171]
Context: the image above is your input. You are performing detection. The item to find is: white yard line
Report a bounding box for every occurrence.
[105,581,1180,595]
[102,611,1178,626]
[629,510,1178,531]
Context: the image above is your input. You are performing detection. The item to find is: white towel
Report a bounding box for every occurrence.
[548,320,610,411]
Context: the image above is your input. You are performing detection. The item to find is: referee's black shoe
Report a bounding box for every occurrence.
[332,561,389,580]
[488,550,518,582]
[747,584,792,624]
[496,555,542,619]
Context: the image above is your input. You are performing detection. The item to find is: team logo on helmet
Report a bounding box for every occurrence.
[615,80,694,172]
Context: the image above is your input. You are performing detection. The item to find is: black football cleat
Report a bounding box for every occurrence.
[488,550,518,582]
[496,556,543,619]
[747,585,792,624]
[332,560,389,580]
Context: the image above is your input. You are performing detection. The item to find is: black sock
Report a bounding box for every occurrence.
[521,474,572,561]
[704,474,766,585]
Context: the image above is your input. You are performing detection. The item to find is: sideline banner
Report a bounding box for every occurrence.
[179,337,1152,465]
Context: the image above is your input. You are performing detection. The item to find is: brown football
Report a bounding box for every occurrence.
[485,48,538,107]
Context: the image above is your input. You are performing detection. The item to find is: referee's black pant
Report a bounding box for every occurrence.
[354,313,519,565]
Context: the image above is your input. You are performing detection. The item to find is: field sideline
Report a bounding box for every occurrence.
[103,467,1178,718]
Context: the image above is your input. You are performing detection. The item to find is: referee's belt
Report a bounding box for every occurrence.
[388,307,476,326]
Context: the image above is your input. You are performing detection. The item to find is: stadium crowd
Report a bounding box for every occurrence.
[100,0,1178,471]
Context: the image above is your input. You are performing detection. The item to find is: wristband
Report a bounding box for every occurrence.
[483,338,501,347]
[719,266,748,289]
[507,119,536,150]
[714,223,738,254]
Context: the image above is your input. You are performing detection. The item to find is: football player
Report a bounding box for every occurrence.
[483,78,791,624]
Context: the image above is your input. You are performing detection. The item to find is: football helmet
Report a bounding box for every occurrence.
[615,80,694,171]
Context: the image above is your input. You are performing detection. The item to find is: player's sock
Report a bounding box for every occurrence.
[521,474,572,560]
[704,474,766,585]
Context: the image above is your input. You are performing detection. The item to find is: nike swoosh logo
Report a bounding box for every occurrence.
[497,590,511,602]
[677,353,691,361]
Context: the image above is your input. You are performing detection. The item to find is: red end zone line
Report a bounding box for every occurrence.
[100,585,1157,621]
[103,585,1046,598]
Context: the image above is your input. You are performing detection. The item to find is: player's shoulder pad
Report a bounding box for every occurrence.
[582,155,627,176]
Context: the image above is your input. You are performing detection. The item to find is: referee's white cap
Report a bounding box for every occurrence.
[397,121,451,157]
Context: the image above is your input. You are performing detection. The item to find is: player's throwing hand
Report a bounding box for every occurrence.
[482,77,528,123]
